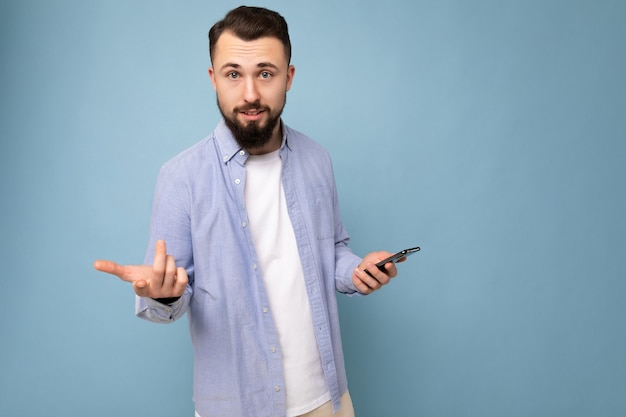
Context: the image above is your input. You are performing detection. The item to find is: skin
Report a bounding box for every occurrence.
[94,240,187,298]
[94,32,400,295]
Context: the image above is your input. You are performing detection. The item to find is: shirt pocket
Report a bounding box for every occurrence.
[312,186,335,240]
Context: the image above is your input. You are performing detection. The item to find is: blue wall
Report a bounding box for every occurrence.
[1,1,624,416]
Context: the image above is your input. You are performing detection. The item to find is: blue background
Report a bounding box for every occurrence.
[1,1,625,416]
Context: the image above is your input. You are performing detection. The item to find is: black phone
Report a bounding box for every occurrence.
[375,246,420,272]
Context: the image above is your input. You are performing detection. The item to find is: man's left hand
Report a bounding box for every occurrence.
[352,251,402,294]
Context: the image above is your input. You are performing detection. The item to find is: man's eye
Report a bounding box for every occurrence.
[227,72,239,79]
[260,71,271,79]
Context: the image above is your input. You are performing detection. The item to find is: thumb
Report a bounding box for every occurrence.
[133,279,150,297]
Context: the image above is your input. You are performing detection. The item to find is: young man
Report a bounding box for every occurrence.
[95,6,400,417]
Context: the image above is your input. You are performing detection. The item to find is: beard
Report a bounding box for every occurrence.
[218,96,286,151]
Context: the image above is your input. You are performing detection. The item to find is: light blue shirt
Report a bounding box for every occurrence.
[136,120,362,417]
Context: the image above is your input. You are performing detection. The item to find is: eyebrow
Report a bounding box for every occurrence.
[219,62,281,72]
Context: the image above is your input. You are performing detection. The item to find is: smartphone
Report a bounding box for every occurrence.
[375,246,420,272]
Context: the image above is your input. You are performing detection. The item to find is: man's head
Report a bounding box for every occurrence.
[208,6,294,154]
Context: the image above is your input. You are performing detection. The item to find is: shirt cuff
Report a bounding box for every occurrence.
[136,296,185,323]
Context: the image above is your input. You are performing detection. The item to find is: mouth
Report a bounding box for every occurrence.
[239,108,266,122]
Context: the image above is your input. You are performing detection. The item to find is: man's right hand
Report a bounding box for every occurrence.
[94,240,188,298]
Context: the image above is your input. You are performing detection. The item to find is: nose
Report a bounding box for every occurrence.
[243,78,260,103]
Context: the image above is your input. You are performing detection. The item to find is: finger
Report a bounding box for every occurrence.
[386,262,398,278]
[95,260,155,286]
[378,262,398,279]
[161,254,177,290]
[352,274,372,294]
[355,266,382,291]
[151,240,167,288]
[172,267,189,297]
[370,264,391,285]
[133,279,149,297]
[94,260,128,281]
[395,256,407,264]
[367,262,393,286]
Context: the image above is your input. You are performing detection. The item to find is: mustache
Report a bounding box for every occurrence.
[234,101,270,113]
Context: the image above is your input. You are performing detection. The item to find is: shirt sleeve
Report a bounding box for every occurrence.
[328,165,363,295]
[135,162,194,323]
[334,239,362,295]
[136,292,191,323]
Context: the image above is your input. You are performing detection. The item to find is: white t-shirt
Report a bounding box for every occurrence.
[244,149,330,416]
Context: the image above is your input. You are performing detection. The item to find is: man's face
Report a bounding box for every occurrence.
[209,31,295,153]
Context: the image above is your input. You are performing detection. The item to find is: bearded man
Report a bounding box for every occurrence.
[95,6,400,417]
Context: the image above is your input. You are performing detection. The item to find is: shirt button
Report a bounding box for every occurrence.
[274,385,281,392]
[239,150,245,156]
[235,179,241,185]
[223,155,229,161]
[263,307,269,313]
[242,221,247,228]
[271,346,277,353]
[253,264,257,270]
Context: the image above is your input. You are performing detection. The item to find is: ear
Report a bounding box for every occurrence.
[285,65,295,92]
[208,67,217,90]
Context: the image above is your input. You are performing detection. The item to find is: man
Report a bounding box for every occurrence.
[94,6,401,417]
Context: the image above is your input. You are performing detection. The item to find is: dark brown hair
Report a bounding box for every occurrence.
[208,6,291,64]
